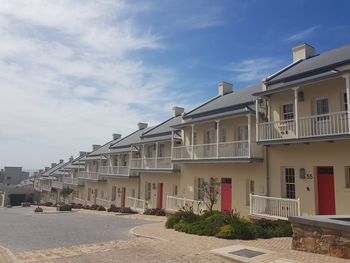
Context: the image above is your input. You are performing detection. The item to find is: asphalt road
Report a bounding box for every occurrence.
[0,207,150,252]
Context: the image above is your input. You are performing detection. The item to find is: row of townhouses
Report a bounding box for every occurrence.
[34,43,350,220]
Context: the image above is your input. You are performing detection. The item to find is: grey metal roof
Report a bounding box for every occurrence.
[183,85,260,120]
[42,161,67,176]
[87,136,123,157]
[109,127,153,151]
[267,44,350,85]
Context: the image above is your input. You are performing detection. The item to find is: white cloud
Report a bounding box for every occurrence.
[286,26,318,42]
[0,0,188,169]
[224,58,284,83]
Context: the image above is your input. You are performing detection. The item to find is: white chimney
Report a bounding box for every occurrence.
[69,156,74,161]
[92,144,101,151]
[59,159,64,163]
[218,82,233,96]
[79,151,87,156]
[292,43,315,62]
[137,123,148,130]
[172,106,185,117]
[51,163,56,168]
[113,133,121,140]
[45,167,50,171]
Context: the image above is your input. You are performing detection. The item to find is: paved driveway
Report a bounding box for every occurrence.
[0,207,150,252]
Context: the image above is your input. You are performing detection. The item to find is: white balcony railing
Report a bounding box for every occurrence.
[172,141,262,160]
[99,166,129,177]
[250,194,300,220]
[127,197,146,212]
[51,181,64,189]
[73,197,86,205]
[41,183,52,192]
[258,111,349,141]
[78,171,103,181]
[130,157,172,170]
[96,198,115,208]
[63,177,84,186]
[166,195,205,214]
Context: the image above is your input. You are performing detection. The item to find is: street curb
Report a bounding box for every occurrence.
[0,245,21,263]
[129,226,168,242]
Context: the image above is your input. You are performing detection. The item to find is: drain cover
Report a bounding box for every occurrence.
[229,248,264,258]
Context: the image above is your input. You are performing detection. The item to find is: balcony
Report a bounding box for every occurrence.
[51,181,64,189]
[130,157,173,170]
[78,171,105,181]
[63,177,84,186]
[258,111,349,142]
[98,166,129,177]
[41,183,52,192]
[172,141,263,161]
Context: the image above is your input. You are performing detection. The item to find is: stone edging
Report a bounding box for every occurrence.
[129,226,168,242]
[0,245,20,263]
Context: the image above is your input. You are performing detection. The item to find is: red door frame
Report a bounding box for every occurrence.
[121,187,126,208]
[157,183,163,209]
[221,178,232,214]
[316,166,336,215]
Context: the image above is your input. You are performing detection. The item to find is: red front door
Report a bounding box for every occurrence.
[221,178,232,214]
[317,167,336,215]
[121,187,126,208]
[157,183,163,209]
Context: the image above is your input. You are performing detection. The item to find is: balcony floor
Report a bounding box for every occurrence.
[171,158,264,164]
[258,133,350,145]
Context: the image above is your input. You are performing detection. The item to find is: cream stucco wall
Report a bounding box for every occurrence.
[139,172,180,209]
[268,140,350,215]
[178,162,267,217]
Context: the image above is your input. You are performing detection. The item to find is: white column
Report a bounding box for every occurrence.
[191,125,195,159]
[155,142,158,168]
[216,120,220,159]
[293,87,299,138]
[344,74,350,133]
[255,99,259,142]
[247,114,251,158]
[171,130,174,169]
[142,144,145,169]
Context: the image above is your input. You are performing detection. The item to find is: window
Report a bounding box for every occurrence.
[173,184,178,196]
[6,176,11,180]
[122,155,127,166]
[282,104,294,120]
[205,130,215,144]
[238,125,248,141]
[111,186,117,201]
[284,168,296,199]
[147,145,153,158]
[159,144,165,158]
[346,167,350,188]
[114,155,118,166]
[101,190,104,198]
[220,127,227,142]
[196,178,204,201]
[193,132,197,145]
[344,93,348,111]
[145,182,151,200]
[131,189,136,198]
[246,179,255,206]
[316,98,329,115]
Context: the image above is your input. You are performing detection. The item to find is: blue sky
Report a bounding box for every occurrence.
[0,0,350,169]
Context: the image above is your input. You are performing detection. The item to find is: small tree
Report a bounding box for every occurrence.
[199,177,220,213]
[60,187,74,203]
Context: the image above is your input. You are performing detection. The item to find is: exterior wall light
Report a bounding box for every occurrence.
[299,168,306,179]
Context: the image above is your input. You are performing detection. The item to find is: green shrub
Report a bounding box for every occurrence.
[44,202,53,207]
[230,221,256,240]
[216,225,233,239]
[56,204,72,211]
[34,207,43,213]
[165,210,200,229]
[97,205,106,211]
[120,207,138,214]
[174,219,189,232]
[107,205,120,212]
[143,208,166,216]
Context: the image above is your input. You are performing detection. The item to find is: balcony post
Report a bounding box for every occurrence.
[155,142,158,168]
[216,120,220,159]
[343,74,350,133]
[255,98,259,142]
[171,130,174,169]
[247,114,251,158]
[142,144,145,169]
[293,87,299,138]
[191,124,195,159]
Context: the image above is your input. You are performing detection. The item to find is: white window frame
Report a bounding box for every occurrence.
[220,127,227,142]
[283,167,296,199]
[346,167,350,188]
[145,182,151,201]
[237,125,248,141]
[159,144,165,158]
[281,103,294,120]
[343,92,348,111]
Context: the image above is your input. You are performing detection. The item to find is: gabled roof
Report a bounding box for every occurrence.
[109,127,153,152]
[138,115,182,143]
[86,136,123,157]
[266,44,350,86]
[182,85,260,121]
[42,161,67,176]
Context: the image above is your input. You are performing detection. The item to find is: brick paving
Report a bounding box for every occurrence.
[13,216,350,263]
